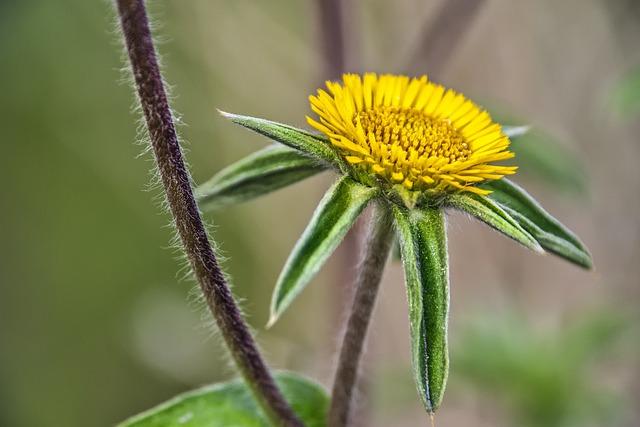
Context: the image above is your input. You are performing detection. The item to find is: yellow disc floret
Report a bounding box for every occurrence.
[307,73,517,196]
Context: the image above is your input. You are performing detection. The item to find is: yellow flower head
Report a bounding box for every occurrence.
[307,73,517,198]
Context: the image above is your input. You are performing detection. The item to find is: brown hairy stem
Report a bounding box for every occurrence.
[114,1,302,425]
[328,203,394,427]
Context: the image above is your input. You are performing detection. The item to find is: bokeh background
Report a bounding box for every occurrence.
[1,0,639,426]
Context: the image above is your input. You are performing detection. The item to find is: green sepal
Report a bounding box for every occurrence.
[219,111,343,169]
[269,177,378,326]
[117,371,328,427]
[392,204,450,413]
[445,192,543,253]
[196,145,327,211]
[483,178,593,269]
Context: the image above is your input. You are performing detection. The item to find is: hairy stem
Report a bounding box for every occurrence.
[328,203,395,427]
[115,1,302,425]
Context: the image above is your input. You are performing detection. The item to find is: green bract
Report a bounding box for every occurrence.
[269,176,378,326]
[392,205,449,412]
[197,145,325,210]
[198,113,593,415]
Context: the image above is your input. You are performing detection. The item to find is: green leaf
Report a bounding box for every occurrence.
[483,178,592,269]
[220,111,343,169]
[118,371,328,427]
[269,177,378,325]
[445,192,543,253]
[491,107,587,195]
[196,145,327,211]
[392,205,449,413]
[510,129,587,195]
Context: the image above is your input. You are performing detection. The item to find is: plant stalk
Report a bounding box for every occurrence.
[316,0,345,80]
[114,1,302,425]
[328,202,395,427]
[406,0,487,78]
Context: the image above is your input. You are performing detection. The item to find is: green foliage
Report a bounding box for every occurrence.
[454,311,629,427]
[269,177,378,325]
[492,114,587,195]
[197,145,326,210]
[220,111,343,169]
[484,179,592,268]
[506,126,587,196]
[612,67,640,117]
[118,372,328,427]
[513,132,587,195]
[445,192,542,253]
[392,205,449,413]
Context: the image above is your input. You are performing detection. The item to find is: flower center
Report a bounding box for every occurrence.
[357,107,471,163]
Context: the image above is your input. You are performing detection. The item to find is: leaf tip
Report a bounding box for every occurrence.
[217,109,233,119]
[266,312,279,329]
[579,244,595,270]
[579,253,595,270]
[532,240,545,254]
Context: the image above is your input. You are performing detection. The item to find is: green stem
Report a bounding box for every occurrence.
[114,1,302,425]
[328,202,395,427]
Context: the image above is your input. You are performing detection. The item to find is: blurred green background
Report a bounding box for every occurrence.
[1,0,638,426]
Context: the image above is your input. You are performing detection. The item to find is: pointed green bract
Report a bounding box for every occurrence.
[446,192,543,253]
[118,372,328,427]
[484,179,592,268]
[392,205,450,413]
[196,145,327,210]
[269,177,378,325]
[220,111,343,169]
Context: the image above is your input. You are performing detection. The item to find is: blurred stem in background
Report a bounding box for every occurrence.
[316,0,345,80]
[314,0,359,266]
[314,3,380,424]
[313,0,356,317]
[313,5,375,412]
[406,0,487,79]
[115,0,301,425]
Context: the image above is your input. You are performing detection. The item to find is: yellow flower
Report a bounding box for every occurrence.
[203,73,592,420]
[307,73,517,196]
